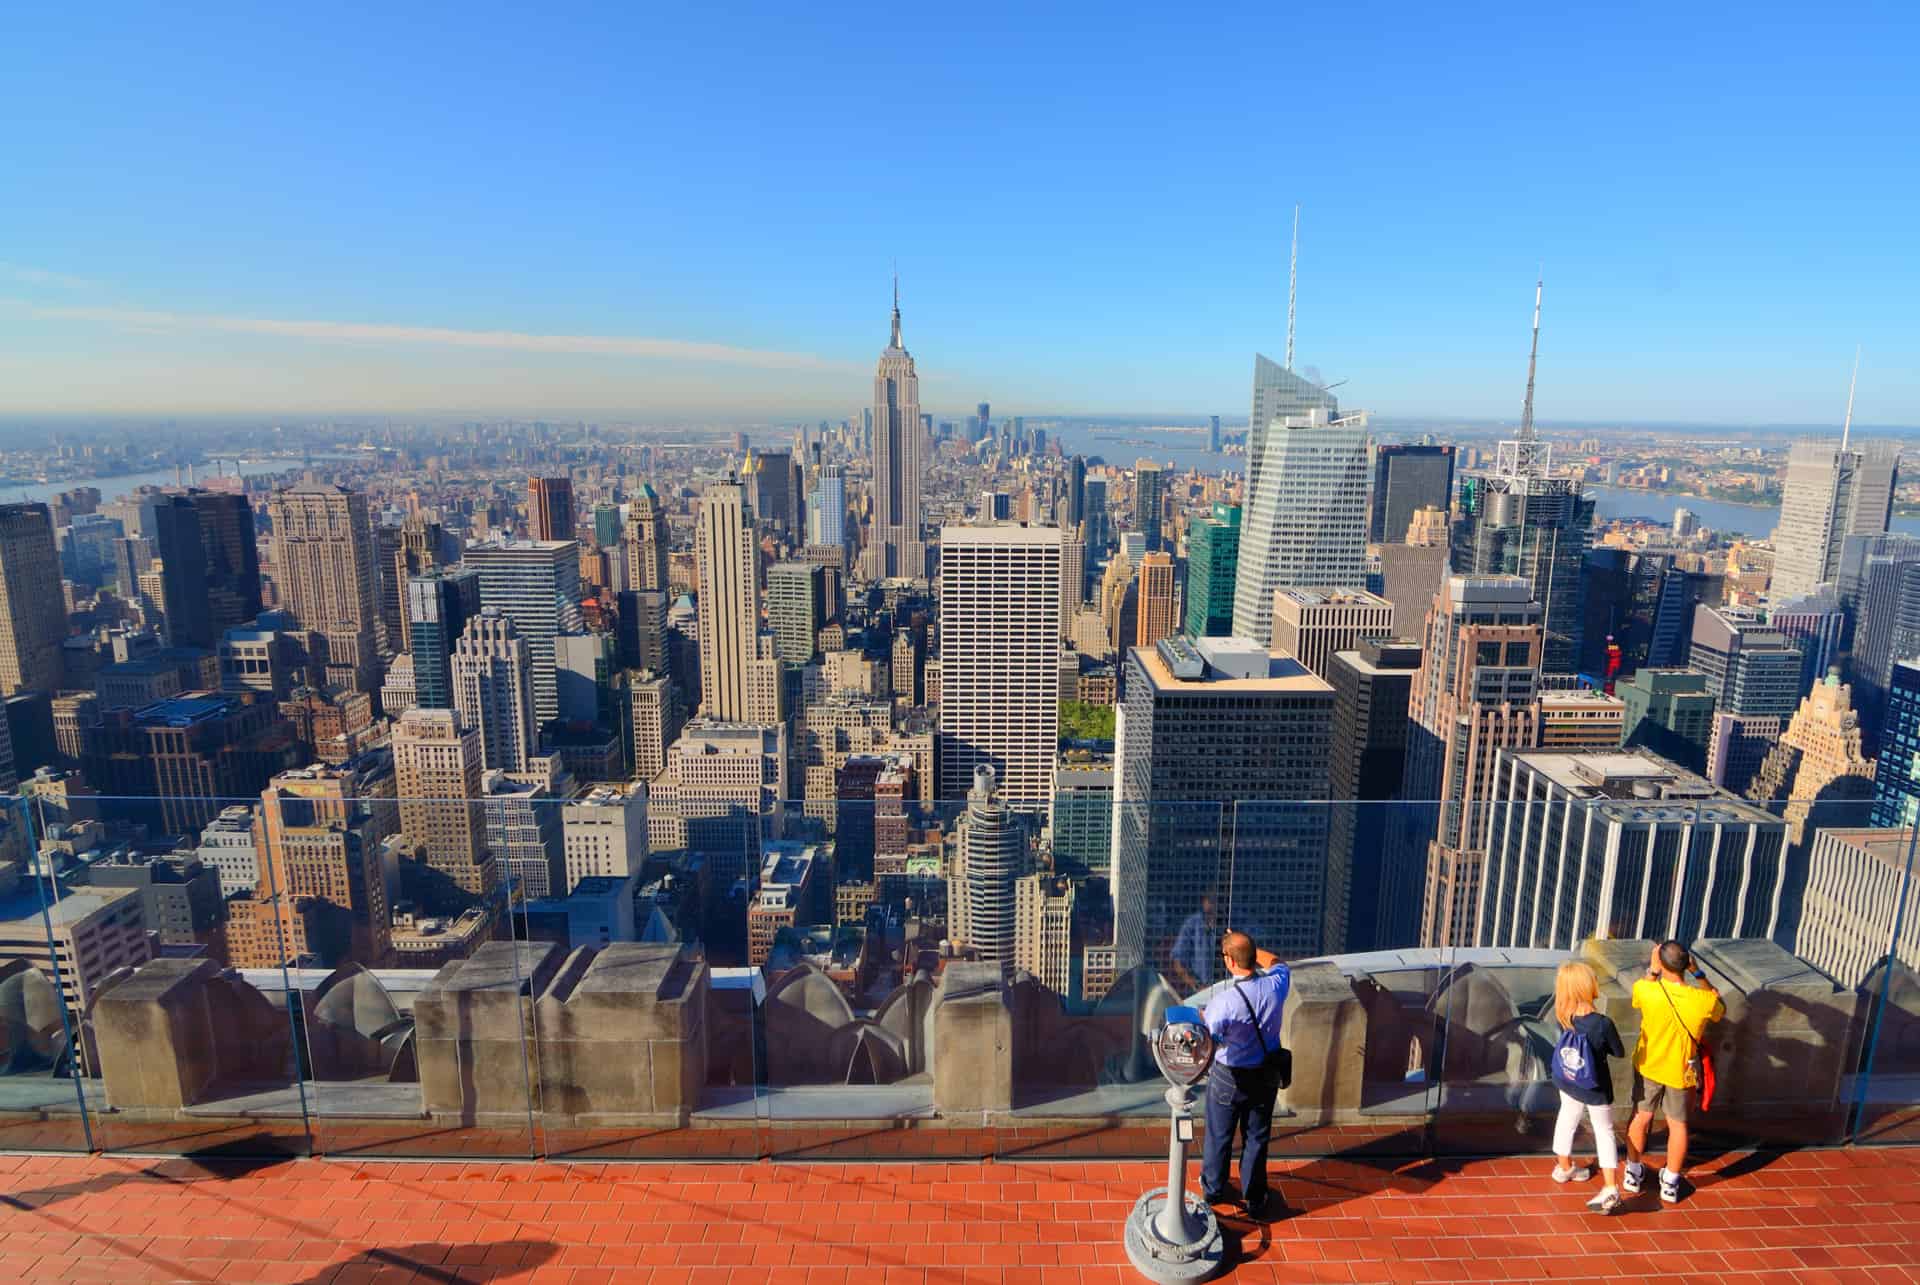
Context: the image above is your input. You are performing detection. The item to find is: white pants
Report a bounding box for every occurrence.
[1553,1091,1619,1170]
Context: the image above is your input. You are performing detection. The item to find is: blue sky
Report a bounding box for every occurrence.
[3,3,1917,426]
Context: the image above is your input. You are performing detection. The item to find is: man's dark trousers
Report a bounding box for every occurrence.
[1201,1060,1273,1205]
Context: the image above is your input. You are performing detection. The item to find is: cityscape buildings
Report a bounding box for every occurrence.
[1270,587,1394,681]
[1770,439,1900,601]
[464,538,584,725]
[1370,443,1455,544]
[1230,407,1371,647]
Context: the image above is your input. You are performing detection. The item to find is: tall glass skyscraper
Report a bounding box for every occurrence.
[1870,659,1920,828]
[1183,502,1240,638]
[1772,439,1900,601]
[463,539,584,724]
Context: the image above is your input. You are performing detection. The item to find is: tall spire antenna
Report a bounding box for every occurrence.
[889,262,903,348]
[1285,203,1300,372]
[1841,345,1860,450]
[1519,274,1543,443]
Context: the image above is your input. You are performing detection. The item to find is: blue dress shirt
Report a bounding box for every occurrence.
[1202,966,1290,1069]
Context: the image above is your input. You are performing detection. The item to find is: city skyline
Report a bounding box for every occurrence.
[5,10,1919,424]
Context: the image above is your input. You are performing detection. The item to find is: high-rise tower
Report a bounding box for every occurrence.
[624,483,670,593]
[528,476,576,544]
[1230,406,1371,646]
[1772,439,1900,601]
[0,503,64,695]
[269,483,383,694]
[695,476,761,722]
[862,281,925,581]
[451,610,537,773]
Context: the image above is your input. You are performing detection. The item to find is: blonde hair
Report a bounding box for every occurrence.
[1554,960,1600,1030]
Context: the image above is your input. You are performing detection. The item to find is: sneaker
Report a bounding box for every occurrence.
[1660,1171,1682,1204]
[1551,1164,1592,1183]
[1622,1164,1644,1195]
[1587,1188,1621,1213]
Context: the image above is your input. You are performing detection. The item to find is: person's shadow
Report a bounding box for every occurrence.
[0,1136,290,1211]
[293,1241,556,1284]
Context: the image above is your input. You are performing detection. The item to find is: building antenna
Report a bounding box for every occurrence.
[1841,345,1860,450]
[1285,204,1300,372]
[1519,273,1543,443]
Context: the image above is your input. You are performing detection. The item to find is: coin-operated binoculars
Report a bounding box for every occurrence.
[1123,1005,1225,1283]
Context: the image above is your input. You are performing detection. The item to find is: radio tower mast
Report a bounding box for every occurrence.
[1285,204,1300,372]
[1506,275,1546,478]
[1841,345,1860,450]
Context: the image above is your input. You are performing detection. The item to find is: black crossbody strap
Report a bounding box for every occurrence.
[1658,979,1703,1054]
[1232,980,1269,1057]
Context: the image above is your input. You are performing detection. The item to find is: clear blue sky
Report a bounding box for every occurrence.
[3,3,1917,426]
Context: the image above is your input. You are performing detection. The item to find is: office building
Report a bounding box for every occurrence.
[1871,660,1920,828]
[1618,669,1717,773]
[380,652,417,717]
[1270,587,1394,680]
[405,567,481,711]
[747,842,820,966]
[954,765,1025,966]
[807,464,847,549]
[0,881,149,1014]
[1231,406,1371,646]
[1184,503,1240,638]
[1068,456,1087,532]
[1015,874,1076,996]
[0,503,67,694]
[85,854,224,952]
[482,769,567,899]
[1837,534,1920,750]
[767,561,826,666]
[392,707,495,905]
[624,482,671,593]
[1370,444,1456,544]
[523,874,640,953]
[937,524,1062,804]
[1796,828,1920,987]
[451,610,537,773]
[464,538,584,724]
[628,669,685,784]
[78,693,295,836]
[749,449,803,537]
[615,587,668,674]
[553,631,615,729]
[1770,590,1845,693]
[1134,460,1166,552]
[1376,506,1452,637]
[647,720,787,891]
[150,493,214,649]
[1535,688,1626,751]
[562,782,648,892]
[1692,606,1806,793]
[1081,477,1110,551]
[1113,636,1334,974]
[196,805,260,897]
[863,287,925,581]
[269,484,384,692]
[1770,439,1900,601]
[1208,415,1222,454]
[528,475,576,543]
[241,761,398,967]
[191,491,262,640]
[1477,750,1788,950]
[1327,637,1421,953]
[1454,456,1594,676]
[695,477,760,722]
[1246,354,1341,511]
[1134,552,1177,648]
[1746,671,1877,851]
[1401,575,1543,947]
[1050,760,1112,877]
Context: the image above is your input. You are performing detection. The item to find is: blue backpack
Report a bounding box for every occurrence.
[1552,1025,1601,1094]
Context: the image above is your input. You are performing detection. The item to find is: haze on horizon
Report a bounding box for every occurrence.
[4,6,1917,427]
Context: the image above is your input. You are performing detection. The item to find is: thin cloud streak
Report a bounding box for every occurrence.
[7,299,853,372]
[0,264,97,290]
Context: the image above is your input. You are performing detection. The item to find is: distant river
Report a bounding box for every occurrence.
[0,457,344,508]
[1587,485,1920,539]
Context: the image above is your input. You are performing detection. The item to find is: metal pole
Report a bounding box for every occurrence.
[1155,1085,1198,1243]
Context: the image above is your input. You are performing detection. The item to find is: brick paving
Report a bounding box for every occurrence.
[2,1145,1917,1283]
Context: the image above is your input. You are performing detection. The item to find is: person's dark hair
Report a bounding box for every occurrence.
[1658,940,1692,975]
[1221,931,1256,971]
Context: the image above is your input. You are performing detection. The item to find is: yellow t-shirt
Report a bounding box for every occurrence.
[1632,978,1725,1090]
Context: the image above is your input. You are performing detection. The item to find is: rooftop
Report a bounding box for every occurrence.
[1137,637,1329,694]
[2,1145,1910,1283]
[133,695,237,727]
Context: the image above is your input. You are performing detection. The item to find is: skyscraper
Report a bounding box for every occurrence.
[1402,575,1543,947]
[452,610,537,773]
[1327,636,1422,953]
[1376,505,1451,638]
[1184,503,1240,638]
[1230,406,1371,646]
[806,464,847,549]
[392,706,495,905]
[1370,444,1456,544]
[938,523,1062,804]
[1451,283,1594,674]
[464,538,584,725]
[1068,456,1087,533]
[405,567,481,711]
[1133,460,1166,552]
[766,561,825,666]
[624,482,671,593]
[750,449,803,537]
[150,494,214,649]
[267,484,383,693]
[250,761,396,967]
[1617,668,1717,773]
[528,475,576,543]
[1134,552,1177,648]
[1246,355,1341,510]
[1691,605,1805,795]
[1113,636,1334,973]
[1208,415,1222,455]
[1270,587,1394,681]
[863,285,925,581]
[695,477,760,722]
[1837,534,1920,750]
[192,491,261,638]
[1745,670,1877,853]
[956,765,1024,966]
[1870,660,1920,828]
[1771,439,1900,601]
[1477,750,1787,950]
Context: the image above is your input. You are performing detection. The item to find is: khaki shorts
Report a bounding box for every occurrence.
[1633,1073,1695,1123]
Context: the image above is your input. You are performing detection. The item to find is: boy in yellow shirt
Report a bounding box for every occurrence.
[1624,940,1724,1204]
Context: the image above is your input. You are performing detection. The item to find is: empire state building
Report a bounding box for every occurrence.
[862,284,924,580]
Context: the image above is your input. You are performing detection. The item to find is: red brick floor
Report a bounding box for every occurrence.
[2,1146,1918,1284]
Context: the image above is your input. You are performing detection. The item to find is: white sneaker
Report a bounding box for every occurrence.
[1551,1164,1592,1183]
[1660,1171,1682,1203]
[1622,1163,1644,1194]
[1587,1187,1621,1213]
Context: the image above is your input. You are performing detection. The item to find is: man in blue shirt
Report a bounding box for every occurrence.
[1199,930,1290,1216]
[1168,891,1218,995]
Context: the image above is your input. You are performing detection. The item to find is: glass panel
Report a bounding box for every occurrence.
[0,795,97,1153]
[1841,820,1920,1145]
